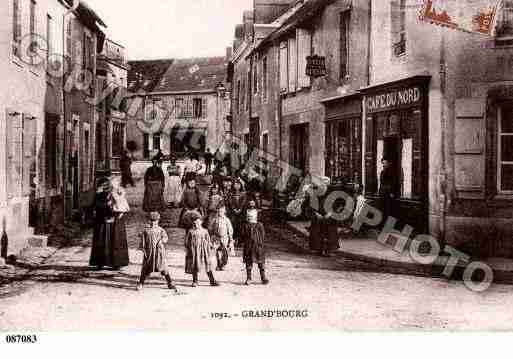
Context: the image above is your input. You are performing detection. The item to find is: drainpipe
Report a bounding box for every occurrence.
[439,24,448,246]
[62,0,79,222]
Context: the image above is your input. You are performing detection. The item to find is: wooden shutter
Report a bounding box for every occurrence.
[279,41,288,93]
[288,37,297,93]
[297,29,312,89]
[202,98,207,119]
[6,111,14,198]
[23,115,37,196]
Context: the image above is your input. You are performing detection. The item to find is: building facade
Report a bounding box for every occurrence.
[364,0,513,256]
[0,0,106,255]
[126,57,230,161]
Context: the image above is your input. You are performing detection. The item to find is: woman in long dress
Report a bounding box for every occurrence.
[228,178,246,247]
[90,178,129,270]
[110,177,130,268]
[164,159,183,208]
[143,159,166,213]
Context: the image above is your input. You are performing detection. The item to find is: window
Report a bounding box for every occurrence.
[175,98,184,117]
[143,133,150,159]
[112,122,125,157]
[288,37,297,93]
[30,1,36,36]
[391,0,406,56]
[340,11,350,80]
[153,133,161,151]
[236,80,241,114]
[498,104,513,193]
[193,98,203,118]
[12,0,22,58]
[45,115,58,188]
[83,127,90,189]
[279,41,288,93]
[297,28,312,89]
[496,0,513,40]
[246,71,251,110]
[66,19,72,58]
[262,57,268,101]
[253,58,259,94]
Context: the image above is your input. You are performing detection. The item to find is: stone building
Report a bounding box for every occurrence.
[0,0,105,255]
[96,38,128,178]
[126,57,230,162]
[364,0,513,257]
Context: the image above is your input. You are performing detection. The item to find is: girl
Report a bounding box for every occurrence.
[165,159,183,208]
[178,174,204,230]
[204,183,223,228]
[208,204,234,271]
[229,178,246,247]
[137,212,177,292]
[241,201,269,286]
[184,211,220,287]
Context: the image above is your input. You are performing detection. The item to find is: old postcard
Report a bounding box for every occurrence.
[1,0,513,345]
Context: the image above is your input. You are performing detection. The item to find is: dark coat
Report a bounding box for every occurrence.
[143,165,166,212]
[90,192,129,268]
[305,192,339,252]
[241,222,266,265]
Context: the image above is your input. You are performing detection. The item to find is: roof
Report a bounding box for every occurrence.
[151,57,228,93]
[127,59,175,92]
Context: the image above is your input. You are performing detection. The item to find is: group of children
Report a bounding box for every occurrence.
[137,173,269,291]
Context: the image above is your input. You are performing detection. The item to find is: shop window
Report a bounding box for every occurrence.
[498,104,513,193]
[496,0,513,40]
[391,0,407,56]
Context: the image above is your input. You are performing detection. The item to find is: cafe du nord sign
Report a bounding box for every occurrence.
[366,86,422,113]
[306,55,327,78]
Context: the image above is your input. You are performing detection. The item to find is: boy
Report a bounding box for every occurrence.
[137,212,177,292]
[208,204,234,271]
[241,200,269,285]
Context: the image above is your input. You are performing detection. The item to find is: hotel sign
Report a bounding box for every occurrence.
[366,86,422,113]
[306,55,327,78]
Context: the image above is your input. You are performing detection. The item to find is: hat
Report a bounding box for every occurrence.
[149,212,160,221]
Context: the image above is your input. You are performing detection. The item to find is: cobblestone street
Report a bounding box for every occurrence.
[2,188,513,331]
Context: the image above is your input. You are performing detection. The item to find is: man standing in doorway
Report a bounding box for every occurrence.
[379,158,400,225]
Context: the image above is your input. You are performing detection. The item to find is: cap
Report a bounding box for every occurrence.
[149,212,160,221]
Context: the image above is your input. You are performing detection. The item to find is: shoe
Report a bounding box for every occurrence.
[262,279,270,285]
[192,282,198,287]
[210,281,220,287]
[136,284,143,291]
[168,284,178,291]
[245,279,252,286]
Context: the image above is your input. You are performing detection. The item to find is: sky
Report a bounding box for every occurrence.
[85,0,253,60]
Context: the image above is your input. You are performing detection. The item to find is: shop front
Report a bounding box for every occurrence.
[362,76,431,232]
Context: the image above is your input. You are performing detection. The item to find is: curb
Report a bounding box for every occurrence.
[277,221,513,286]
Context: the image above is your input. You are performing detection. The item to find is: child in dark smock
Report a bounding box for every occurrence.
[241,200,269,286]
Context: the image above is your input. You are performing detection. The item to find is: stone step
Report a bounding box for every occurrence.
[28,235,49,248]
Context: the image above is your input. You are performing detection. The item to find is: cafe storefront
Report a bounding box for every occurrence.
[361,76,431,232]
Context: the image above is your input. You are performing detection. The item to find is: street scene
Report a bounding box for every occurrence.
[1,0,513,334]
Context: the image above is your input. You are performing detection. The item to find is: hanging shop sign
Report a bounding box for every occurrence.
[366,86,422,113]
[306,55,327,78]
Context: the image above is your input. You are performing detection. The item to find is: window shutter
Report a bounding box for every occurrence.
[297,29,312,89]
[23,115,36,196]
[202,98,207,119]
[6,111,14,199]
[279,41,288,93]
[56,119,63,190]
[288,37,297,93]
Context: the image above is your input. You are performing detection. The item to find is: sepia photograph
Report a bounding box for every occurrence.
[0,0,513,350]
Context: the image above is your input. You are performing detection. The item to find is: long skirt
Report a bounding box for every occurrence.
[90,216,129,268]
[143,181,165,212]
[309,217,339,252]
[165,176,183,205]
[185,240,214,274]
